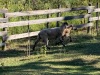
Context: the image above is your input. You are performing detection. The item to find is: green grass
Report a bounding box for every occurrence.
[0,33,100,75]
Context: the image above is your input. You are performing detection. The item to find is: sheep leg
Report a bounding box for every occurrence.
[32,37,40,51]
[69,36,72,42]
[43,38,50,49]
[55,38,60,45]
[59,37,66,47]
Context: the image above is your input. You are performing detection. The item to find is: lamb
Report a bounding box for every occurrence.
[32,22,73,50]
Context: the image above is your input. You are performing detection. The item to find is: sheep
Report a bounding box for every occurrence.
[32,22,73,50]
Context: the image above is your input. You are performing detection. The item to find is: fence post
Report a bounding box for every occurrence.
[2,9,8,50]
[56,5,61,27]
[27,0,31,56]
[87,2,92,34]
[46,8,50,28]
[96,0,99,36]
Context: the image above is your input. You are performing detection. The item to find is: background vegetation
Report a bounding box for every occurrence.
[0,0,99,34]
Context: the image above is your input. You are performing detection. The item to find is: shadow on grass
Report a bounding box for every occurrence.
[0,35,100,58]
[47,42,100,56]
[0,41,100,58]
[65,42,100,55]
[0,50,26,58]
[0,58,100,75]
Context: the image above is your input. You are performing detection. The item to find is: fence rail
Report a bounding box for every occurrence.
[5,6,94,17]
[0,43,5,47]
[0,31,7,36]
[8,31,40,40]
[0,9,8,13]
[0,18,8,22]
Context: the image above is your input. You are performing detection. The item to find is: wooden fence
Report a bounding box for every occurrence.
[0,5,100,50]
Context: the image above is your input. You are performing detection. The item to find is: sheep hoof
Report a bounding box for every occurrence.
[47,47,50,50]
[63,45,66,47]
[69,40,72,42]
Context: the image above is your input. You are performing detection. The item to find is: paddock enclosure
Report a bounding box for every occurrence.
[0,0,100,75]
[0,1,100,53]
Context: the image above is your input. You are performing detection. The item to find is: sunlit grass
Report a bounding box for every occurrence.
[0,53,100,75]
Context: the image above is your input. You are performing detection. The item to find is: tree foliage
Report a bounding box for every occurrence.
[0,0,99,11]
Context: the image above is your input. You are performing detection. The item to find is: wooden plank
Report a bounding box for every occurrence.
[88,6,95,13]
[0,14,91,28]
[94,8,100,12]
[74,23,93,29]
[0,31,7,36]
[0,43,5,47]
[0,9,8,13]
[5,6,94,17]
[0,18,8,23]
[8,31,40,40]
[89,16,100,21]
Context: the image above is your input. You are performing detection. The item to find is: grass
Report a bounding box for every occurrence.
[0,32,100,75]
